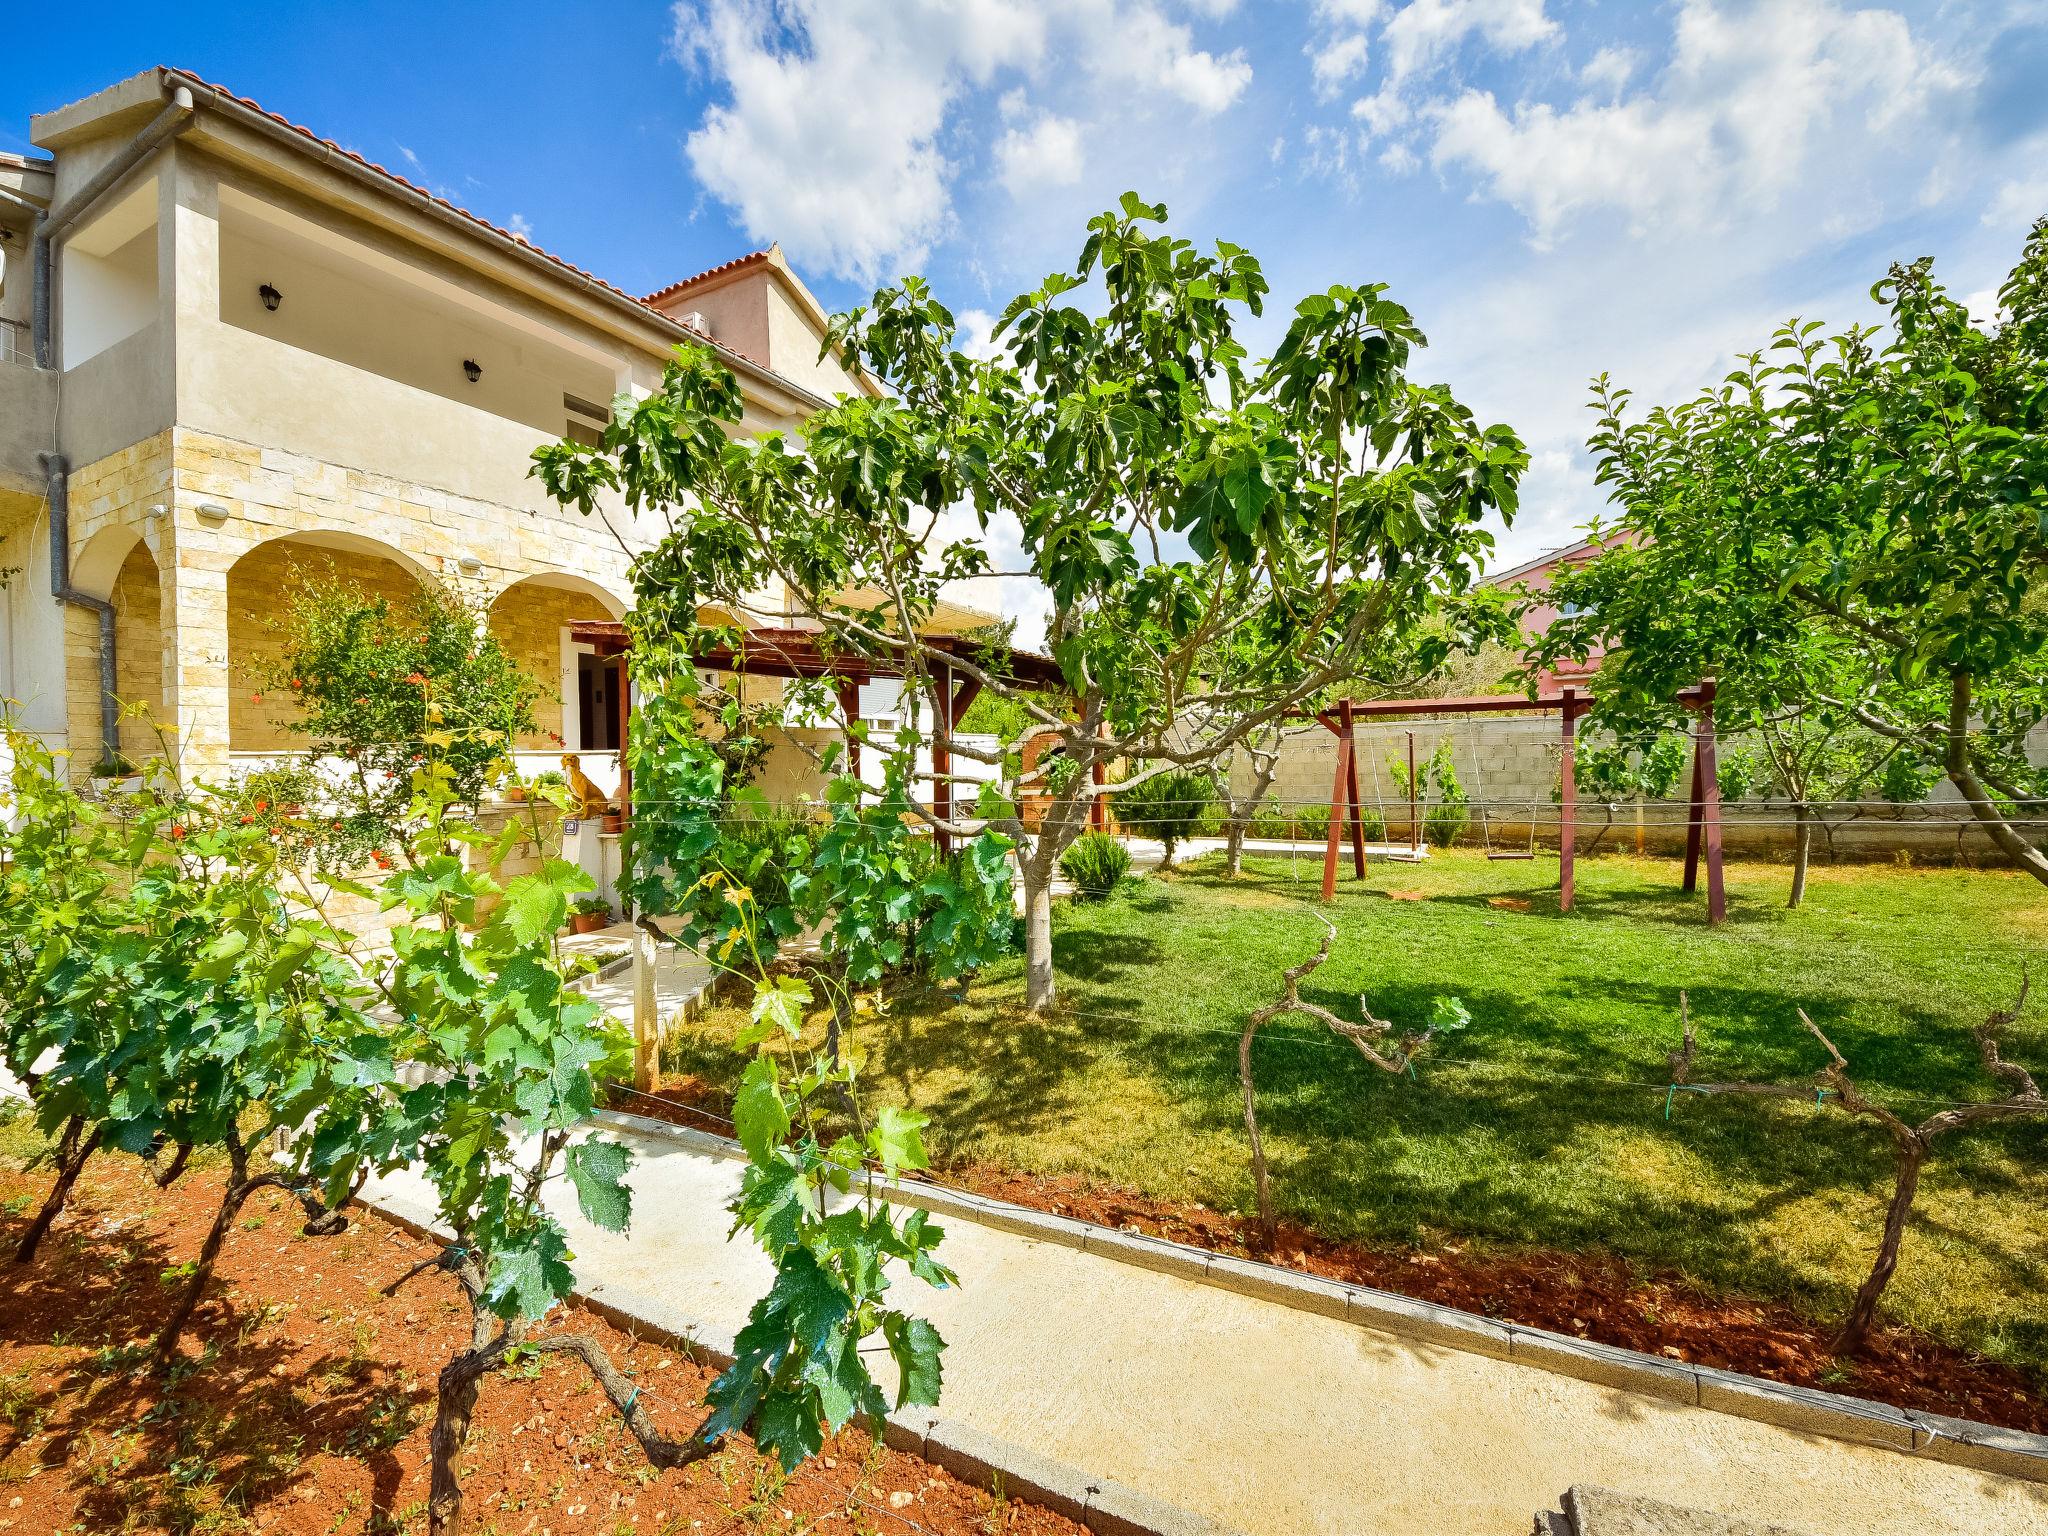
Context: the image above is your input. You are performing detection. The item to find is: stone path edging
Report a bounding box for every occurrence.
[585,1107,2048,1489]
[358,1171,1243,1536]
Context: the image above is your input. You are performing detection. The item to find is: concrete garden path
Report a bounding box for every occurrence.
[358,1113,2047,1536]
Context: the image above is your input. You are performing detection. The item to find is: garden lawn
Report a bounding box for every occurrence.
[664,849,2048,1383]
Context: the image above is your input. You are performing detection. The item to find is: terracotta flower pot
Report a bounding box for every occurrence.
[504,786,528,803]
[600,812,624,835]
[570,909,610,935]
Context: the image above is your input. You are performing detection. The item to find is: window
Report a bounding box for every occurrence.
[564,391,607,447]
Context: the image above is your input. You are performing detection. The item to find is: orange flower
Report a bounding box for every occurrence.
[405,672,428,685]
[168,824,186,840]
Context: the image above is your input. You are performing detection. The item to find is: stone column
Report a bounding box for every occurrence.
[158,507,234,782]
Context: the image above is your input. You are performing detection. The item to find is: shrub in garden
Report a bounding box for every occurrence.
[256,565,541,851]
[1059,831,1131,897]
[1113,766,1217,866]
[1388,741,1467,847]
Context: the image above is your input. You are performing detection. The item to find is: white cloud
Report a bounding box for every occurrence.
[1091,3,1251,112]
[1578,44,1637,94]
[673,0,1250,280]
[997,114,1086,194]
[1982,171,2048,234]
[505,212,535,240]
[956,308,1004,360]
[1381,0,1558,86]
[1310,32,1373,95]
[933,501,1051,647]
[1350,85,1410,138]
[1428,0,1971,247]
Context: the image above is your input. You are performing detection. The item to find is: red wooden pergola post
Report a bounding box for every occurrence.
[1342,697,1367,879]
[1558,686,1582,914]
[930,672,982,856]
[1090,758,1106,831]
[1316,700,1370,901]
[1320,725,1352,903]
[612,652,632,821]
[1680,677,1726,925]
[836,678,863,777]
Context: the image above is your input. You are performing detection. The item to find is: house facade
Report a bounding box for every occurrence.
[1,68,889,797]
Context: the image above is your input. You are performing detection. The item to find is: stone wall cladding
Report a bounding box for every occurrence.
[61,431,175,766]
[139,427,640,777]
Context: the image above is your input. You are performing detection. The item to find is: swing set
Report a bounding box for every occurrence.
[1303,679,1727,922]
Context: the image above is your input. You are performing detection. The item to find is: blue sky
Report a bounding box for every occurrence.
[11,1,2048,637]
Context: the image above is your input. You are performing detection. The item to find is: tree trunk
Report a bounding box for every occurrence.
[155,1141,193,1189]
[1238,1019,1276,1250]
[428,1350,495,1536]
[1834,1136,1926,1356]
[1223,749,1279,879]
[1942,673,2048,888]
[14,1118,101,1264]
[1788,803,1812,909]
[1022,874,1056,1012]
[155,1172,259,1368]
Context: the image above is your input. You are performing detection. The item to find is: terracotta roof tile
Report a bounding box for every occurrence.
[642,248,775,307]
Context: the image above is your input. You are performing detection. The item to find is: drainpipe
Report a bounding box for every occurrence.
[39,452,122,766]
[30,82,194,369]
[29,79,196,765]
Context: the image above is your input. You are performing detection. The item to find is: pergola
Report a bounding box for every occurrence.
[567,620,1072,850]
[1304,679,1726,922]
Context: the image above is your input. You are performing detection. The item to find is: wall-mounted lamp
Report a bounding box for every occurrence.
[145,503,169,521]
[195,503,231,525]
[259,283,283,312]
[456,554,484,576]
[462,359,482,383]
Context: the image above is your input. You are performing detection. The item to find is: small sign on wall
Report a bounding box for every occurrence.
[563,818,581,835]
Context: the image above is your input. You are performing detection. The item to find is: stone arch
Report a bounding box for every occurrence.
[224,530,426,754]
[486,573,629,752]
[65,523,170,763]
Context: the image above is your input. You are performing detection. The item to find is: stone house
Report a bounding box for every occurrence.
[0,67,959,808]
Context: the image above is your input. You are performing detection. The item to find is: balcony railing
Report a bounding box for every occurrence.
[0,318,28,366]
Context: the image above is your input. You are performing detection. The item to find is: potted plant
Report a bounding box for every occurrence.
[599,805,624,835]
[85,751,143,798]
[501,772,529,803]
[568,895,612,935]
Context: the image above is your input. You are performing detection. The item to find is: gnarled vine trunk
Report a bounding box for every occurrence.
[14,1116,100,1264]
[1834,1135,1925,1355]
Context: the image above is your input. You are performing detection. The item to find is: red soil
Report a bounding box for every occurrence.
[0,1155,1087,1535]
[613,1078,2046,1436]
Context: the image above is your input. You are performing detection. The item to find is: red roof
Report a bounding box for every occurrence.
[642,249,773,308]
[165,68,715,342]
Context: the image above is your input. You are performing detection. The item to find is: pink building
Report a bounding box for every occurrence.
[1484,534,1623,690]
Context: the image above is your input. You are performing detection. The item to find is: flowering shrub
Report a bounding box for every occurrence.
[255,565,540,844]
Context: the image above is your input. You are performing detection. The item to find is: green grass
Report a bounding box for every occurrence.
[665,848,2048,1379]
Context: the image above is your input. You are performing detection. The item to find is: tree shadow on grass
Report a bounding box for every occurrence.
[0,1185,417,1529]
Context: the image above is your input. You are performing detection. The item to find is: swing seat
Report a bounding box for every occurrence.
[1486,851,1535,861]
